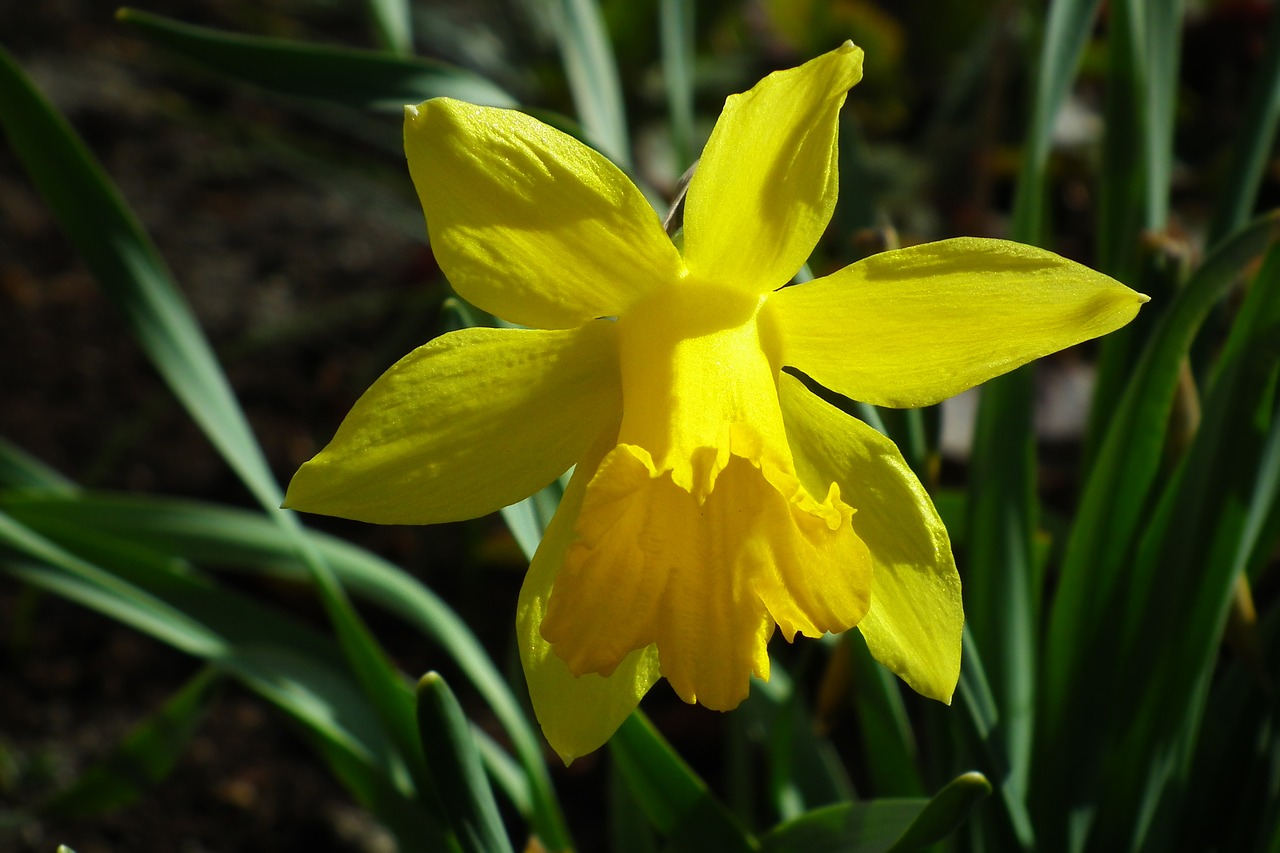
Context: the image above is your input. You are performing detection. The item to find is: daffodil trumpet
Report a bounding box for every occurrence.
[285,42,1147,763]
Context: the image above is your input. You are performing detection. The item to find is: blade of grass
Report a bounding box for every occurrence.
[0,514,445,848]
[659,0,695,171]
[757,772,991,853]
[543,0,631,168]
[0,47,448,835]
[363,0,413,56]
[116,7,516,110]
[0,487,570,850]
[1089,243,1280,850]
[1209,1,1280,246]
[1039,213,1280,784]
[609,711,755,851]
[416,672,515,853]
[965,4,1104,844]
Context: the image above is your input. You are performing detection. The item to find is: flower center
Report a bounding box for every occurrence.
[613,278,789,498]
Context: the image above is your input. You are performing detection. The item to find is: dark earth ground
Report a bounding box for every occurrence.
[2,1,1276,850]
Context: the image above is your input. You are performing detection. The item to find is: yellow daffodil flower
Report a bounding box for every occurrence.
[285,42,1147,763]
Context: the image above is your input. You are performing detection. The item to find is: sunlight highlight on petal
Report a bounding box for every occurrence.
[779,373,962,701]
[517,433,660,765]
[406,99,684,329]
[770,238,1149,408]
[542,446,871,710]
[284,324,620,524]
[683,42,864,293]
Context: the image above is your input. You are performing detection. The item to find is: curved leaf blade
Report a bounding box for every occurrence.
[117,7,516,110]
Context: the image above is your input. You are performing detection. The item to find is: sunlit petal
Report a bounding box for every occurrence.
[405,99,684,329]
[779,373,961,701]
[542,445,870,710]
[769,238,1149,408]
[682,42,863,293]
[284,324,620,524]
[613,280,790,497]
[516,433,660,765]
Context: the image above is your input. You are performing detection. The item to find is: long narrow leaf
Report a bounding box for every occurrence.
[544,0,631,168]
[363,0,413,56]
[0,514,446,848]
[0,488,570,849]
[964,4,1104,841]
[1086,0,1184,465]
[0,44,276,511]
[117,8,515,110]
[416,673,514,853]
[758,772,990,853]
[1209,2,1280,245]
[1040,213,1280,772]
[1089,243,1280,849]
[0,45,443,820]
[609,711,755,851]
[659,0,695,170]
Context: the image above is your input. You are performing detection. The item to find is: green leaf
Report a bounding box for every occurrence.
[42,668,222,818]
[952,627,1035,849]
[0,43,276,512]
[1086,0,1184,467]
[742,661,854,821]
[887,772,992,852]
[0,511,446,849]
[845,633,923,798]
[758,772,990,853]
[116,8,516,111]
[1089,242,1280,850]
[659,0,695,171]
[1040,213,1280,778]
[416,673,514,853]
[543,0,631,169]
[0,43,441,818]
[1210,3,1280,246]
[0,488,570,851]
[610,756,660,853]
[1167,605,1280,851]
[1009,0,1104,243]
[363,0,413,56]
[963,5,1106,840]
[0,436,75,493]
[963,367,1037,818]
[609,712,755,851]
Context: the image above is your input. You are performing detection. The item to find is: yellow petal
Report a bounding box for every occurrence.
[517,433,660,765]
[778,373,961,702]
[682,42,864,293]
[284,324,620,524]
[614,279,791,497]
[541,445,870,711]
[768,237,1149,408]
[405,99,685,329]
